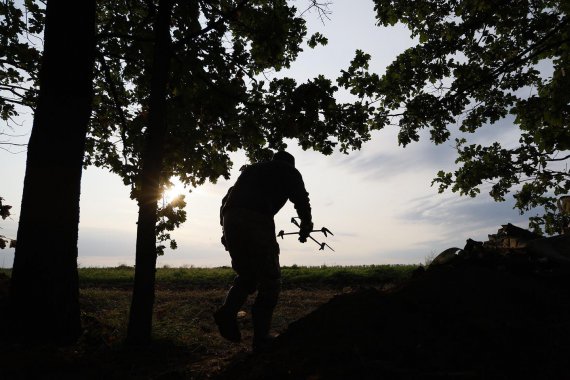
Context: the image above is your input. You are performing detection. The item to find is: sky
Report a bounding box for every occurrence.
[0,1,535,268]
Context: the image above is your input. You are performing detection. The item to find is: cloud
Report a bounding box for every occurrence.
[398,191,533,243]
[334,111,527,185]
[449,115,522,149]
[336,130,457,181]
[0,250,14,268]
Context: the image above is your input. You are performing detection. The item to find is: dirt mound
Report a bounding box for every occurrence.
[218,257,570,379]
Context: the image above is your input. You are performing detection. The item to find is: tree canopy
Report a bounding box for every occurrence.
[357,0,569,234]
[4,0,568,237]
[88,0,378,253]
[0,0,42,122]
[89,0,374,177]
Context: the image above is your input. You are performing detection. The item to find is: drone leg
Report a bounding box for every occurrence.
[308,235,323,249]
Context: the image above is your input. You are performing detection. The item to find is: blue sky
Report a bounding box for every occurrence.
[0,1,534,267]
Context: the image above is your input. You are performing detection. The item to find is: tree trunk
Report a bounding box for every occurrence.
[126,0,173,345]
[10,0,96,344]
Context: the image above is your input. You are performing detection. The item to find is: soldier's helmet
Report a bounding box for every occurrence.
[272,151,295,167]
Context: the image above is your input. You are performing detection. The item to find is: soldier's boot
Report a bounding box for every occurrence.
[252,304,276,353]
[214,286,249,342]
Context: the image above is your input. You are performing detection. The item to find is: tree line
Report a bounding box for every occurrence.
[0,0,567,345]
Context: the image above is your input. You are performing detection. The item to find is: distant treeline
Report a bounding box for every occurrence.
[1,265,417,289]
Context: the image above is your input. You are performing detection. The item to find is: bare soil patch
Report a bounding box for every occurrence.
[218,257,570,379]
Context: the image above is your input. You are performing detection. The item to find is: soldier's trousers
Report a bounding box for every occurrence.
[222,207,281,311]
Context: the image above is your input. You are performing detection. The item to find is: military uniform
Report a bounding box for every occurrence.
[215,152,312,350]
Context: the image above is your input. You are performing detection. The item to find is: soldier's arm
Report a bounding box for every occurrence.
[287,169,312,227]
[220,186,233,226]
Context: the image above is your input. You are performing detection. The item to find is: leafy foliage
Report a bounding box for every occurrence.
[356,0,570,234]
[307,32,328,48]
[0,0,43,122]
[87,0,384,253]
[0,197,15,249]
[156,194,186,255]
[8,0,564,242]
[0,197,11,220]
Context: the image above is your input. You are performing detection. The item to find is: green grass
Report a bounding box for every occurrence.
[1,264,417,288]
[0,264,417,379]
[78,266,237,287]
[280,264,414,288]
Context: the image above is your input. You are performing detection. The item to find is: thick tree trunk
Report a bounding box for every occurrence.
[10,0,96,344]
[126,0,173,345]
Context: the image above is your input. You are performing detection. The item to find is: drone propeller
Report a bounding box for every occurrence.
[281,217,335,252]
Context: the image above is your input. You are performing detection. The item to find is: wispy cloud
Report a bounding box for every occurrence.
[337,132,457,181]
[398,191,533,243]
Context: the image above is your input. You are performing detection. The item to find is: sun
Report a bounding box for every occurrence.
[162,180,189,204]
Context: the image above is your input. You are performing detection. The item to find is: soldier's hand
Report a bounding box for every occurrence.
[299,221,313,243]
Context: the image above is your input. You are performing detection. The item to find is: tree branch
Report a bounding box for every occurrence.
[96,32,154,43]
[0,97,28,106]
[452,16,570,97]
[0,87,25,99]
[99,52,147,71]
[97,53,130,162]
[546,154,570,162]
[0,58,31,73]
[172,0,251,50]
[299,1,332,24]
[0,142,27,147]
[0,83,30,92]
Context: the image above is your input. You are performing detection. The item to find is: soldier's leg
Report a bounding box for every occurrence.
[252,276,281,351]
[220,275,256,317]
[214,275,256,342]
[251,239,281,351]
[215,210,258,342]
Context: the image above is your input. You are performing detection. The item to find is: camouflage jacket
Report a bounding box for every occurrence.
[220,160,312,226]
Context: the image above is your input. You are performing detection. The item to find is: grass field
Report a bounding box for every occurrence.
[0,265,416,379]
[74,264,414,287]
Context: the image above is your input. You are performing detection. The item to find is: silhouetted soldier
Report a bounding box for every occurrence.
[215,151,313,351]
